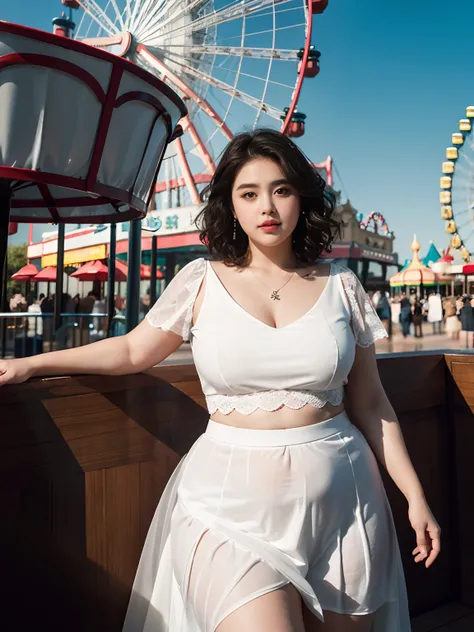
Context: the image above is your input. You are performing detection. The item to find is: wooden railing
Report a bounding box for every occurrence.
[0,353,473,630]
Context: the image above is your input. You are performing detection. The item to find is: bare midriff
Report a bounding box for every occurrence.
[195,261,345,431]
[209,402,346,430]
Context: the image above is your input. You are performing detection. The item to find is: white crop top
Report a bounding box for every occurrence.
[146,258,388,414]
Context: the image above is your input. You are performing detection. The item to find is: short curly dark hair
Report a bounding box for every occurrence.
[195,128,340,267]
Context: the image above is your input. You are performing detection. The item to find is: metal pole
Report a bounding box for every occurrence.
[54,223,65,332]
[0,179,11,313]
[107,222,117,337]
[0,180,11,359]
[150,234,158,306]
[126,219,142,332]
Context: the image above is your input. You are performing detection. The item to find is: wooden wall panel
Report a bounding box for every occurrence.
[0,353,472,629]
[445,354,474,607]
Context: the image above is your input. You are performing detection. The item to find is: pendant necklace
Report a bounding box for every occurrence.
[250,268,296,301]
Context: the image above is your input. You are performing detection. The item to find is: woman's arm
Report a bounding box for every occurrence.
[345,344,423,500]
[344,344,441,568]
[0,318,183,385]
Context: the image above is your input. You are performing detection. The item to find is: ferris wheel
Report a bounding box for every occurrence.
[65,0,330,210]
[440,105,474,262]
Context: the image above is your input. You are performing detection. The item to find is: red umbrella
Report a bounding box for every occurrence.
[70,260,127,282]
[140,264,164,281]
[114,259,164,281]
[11,263,39,281]
[34,266,57,282]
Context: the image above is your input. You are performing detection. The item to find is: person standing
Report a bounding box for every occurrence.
[412,297,424,338]
[444,298,461,341]
[427,293,443,334]
[399,295,412,337]
[375,291,391,336]
[460,296,474,348]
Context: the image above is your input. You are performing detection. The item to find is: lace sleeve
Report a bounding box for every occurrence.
[332,261,388,347]
[145,257,207,342]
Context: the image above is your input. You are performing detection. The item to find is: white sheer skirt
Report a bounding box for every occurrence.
[122,411,410,632]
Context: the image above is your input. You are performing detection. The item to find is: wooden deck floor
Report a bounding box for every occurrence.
[412,603,474,632]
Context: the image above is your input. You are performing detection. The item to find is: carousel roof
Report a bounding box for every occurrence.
[422,242,442,269]
[390,236,442,287]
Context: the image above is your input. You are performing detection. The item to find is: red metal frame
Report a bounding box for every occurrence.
[37,184,61,223]
[81,31,132,57]
[155,174,212,194]
[182,116,216,173]
[313,155,333,187]
[137,44,233,140]
[175,137,200,205]
[280,4,313,135]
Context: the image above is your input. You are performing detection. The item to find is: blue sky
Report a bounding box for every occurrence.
[3,0,473,262]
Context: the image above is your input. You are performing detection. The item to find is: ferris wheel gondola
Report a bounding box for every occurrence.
[66,0,330,209]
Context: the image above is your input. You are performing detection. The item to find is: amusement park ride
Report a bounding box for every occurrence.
[440,105,474,263]
[68,0,333,208]
[0,0,334,332]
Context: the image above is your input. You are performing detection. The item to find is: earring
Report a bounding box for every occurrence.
[233,217,237,241]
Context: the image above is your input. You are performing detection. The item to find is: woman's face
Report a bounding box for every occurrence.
[231,157,301,250]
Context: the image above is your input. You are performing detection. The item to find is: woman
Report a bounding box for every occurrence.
[444,298,461,341]
[0,130,440,632]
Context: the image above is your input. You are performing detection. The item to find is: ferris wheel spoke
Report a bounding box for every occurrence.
[254,0,275,128]
[137,44,234,139]
[75,8,88,37]
[181,116,216,173]
[155,47,296,90]
[141,0,291,44]
[135,0,212,38]
[131,0,169,37]
[129,0,154,34]
[218,22,307,44]
[459,153,474,171]
[152,44,299,62]
[456,218,473,231]
[460,227,474,246]
[123,0,133,25]
[175,137,201,204]
[76,0,118,35]
[177,63,284,120]
[108,0,126,30]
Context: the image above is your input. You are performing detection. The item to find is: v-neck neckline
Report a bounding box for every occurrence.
[207,260,332,331]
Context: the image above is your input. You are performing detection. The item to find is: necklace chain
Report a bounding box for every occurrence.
[250,268,296,301]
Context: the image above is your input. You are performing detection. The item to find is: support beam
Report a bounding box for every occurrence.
[126,219,142,332]
[175,137,200,205]
[107,222,117,337]
[0,179,11,316]
[54,224,65,332]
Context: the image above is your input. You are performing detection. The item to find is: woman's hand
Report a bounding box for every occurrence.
[409,496,441,568]
[0,358,34,386]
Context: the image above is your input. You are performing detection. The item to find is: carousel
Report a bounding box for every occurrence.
[389,236,451,296]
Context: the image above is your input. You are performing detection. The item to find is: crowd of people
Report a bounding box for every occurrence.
[6,288,153,341]
[389,291,474,346]
[7,284,474,351]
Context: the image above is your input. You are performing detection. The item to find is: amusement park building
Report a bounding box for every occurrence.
[26,200,398,292]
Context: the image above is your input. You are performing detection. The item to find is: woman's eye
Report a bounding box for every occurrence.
[242,192,256,199]
[275,187,291,195]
